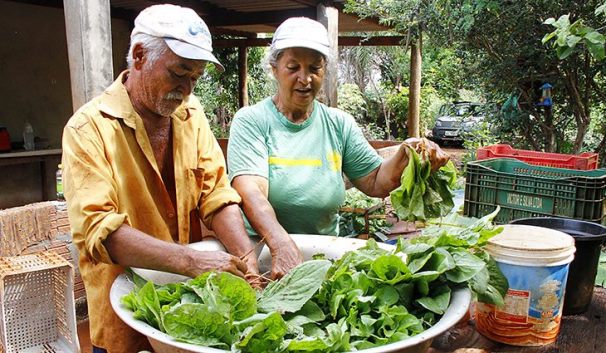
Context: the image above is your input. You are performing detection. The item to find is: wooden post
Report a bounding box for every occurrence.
[63,0,114,112]
[407,36,422,138]
[317,3,338,107]
[238,46,249,107]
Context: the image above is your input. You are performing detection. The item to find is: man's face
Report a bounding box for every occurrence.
[272,47,326,111]
[139,48,206,117]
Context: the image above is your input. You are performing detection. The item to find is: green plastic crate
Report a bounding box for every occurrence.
[464,158,606,224]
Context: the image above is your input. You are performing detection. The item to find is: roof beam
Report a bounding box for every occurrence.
[213,36,406,48]
[205,8,316,28]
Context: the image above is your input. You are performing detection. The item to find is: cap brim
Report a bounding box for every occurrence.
[273,39,330,57]
[165,38,225,72]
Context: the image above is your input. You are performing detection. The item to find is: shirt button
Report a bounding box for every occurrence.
[168,212,175,218]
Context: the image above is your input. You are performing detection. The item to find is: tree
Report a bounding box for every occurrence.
[195,46,271,137]
[345,0,428,138]
[429,0,606,154]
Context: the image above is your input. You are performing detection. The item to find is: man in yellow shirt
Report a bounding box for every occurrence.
[61,4,259,352]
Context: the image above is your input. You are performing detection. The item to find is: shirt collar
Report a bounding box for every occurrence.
[96,70,197,127]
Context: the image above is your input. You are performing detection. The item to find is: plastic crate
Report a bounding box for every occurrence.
[464,158,606,224]
[0,251,79,352]
[476,144,599,170]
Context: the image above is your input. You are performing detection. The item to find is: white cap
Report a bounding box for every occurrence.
[271,17,330,57]
[131,4,224,72]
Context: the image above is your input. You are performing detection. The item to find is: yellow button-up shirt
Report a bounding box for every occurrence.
[62,71,241,352]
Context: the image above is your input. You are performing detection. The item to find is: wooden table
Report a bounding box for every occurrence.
[429,287,606,353]
[0,149,62,200]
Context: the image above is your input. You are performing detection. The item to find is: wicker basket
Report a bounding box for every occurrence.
[0,251,79,352]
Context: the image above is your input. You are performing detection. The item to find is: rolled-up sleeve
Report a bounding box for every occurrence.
[196,116,241,228]
[62,116,127,265]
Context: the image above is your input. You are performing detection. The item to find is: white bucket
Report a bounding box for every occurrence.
[475,224,575,346]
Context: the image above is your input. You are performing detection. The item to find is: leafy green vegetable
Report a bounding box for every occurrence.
[188,272,257,320]
[163,303,233,347]
[122,214,508,352]
[258,260,331,314]
[390,147,458,222]
[234,312,288,353]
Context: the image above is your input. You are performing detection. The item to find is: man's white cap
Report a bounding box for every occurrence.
[271,17,330,57]
[131,4,224,72]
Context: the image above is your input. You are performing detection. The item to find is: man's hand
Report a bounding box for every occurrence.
[269,238,303,280]
[404,137,450,171]
[186,249,249,278]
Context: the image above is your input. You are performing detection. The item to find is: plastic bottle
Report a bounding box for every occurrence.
[23,122,35,151]
[56,164,64,200]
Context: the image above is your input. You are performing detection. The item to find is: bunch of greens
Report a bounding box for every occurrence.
[122,210,507,352]
[339,188,390,238]
[390,147,458,222]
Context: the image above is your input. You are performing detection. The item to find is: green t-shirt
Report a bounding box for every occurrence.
[228,97,382,236]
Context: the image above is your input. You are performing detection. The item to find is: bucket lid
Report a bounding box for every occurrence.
[485,225,576,266]
[510,217,606,243]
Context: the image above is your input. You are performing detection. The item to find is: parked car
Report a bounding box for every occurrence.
[430,102,486,145]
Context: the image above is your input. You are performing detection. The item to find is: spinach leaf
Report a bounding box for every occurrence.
[258,259,331,314]
[390,147,458,222]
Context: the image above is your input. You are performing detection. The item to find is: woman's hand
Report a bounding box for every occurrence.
[403,137,450,171]
[269,238,304,280]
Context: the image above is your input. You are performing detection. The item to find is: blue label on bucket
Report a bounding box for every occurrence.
[476,261,571,346]
[498,262,569,320]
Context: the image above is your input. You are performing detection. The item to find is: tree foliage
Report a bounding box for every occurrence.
[428,0,606,154]
[194,46,271,137]
[345,0,606,156]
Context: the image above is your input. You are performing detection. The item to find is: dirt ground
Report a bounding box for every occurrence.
[442,146,466,169]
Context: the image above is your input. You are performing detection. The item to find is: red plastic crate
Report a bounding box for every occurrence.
[476,144,599,170]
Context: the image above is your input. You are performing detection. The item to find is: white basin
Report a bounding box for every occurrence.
[111,234,471,353]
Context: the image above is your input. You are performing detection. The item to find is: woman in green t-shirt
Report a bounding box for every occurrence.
[227,17,449,280]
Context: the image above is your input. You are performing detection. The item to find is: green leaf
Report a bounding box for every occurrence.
[163,303,233,347]
[543,17,556,25]
[370,254,412,284]
[187,272,257,321]
[445,248,486,283]
[566,35,582,47]
[415,285,451,315]
[585,31,605,44]
[234,312,288,353]
[471,253,509,306]
[587,41,606,60]
[557,45,575,59]
[390,149,458,222]
[258,260,331,313]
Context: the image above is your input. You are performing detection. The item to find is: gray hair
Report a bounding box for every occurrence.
[264,45,333,76]
[126,33,169,68]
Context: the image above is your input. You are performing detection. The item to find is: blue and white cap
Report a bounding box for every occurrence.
[131,4,224,72]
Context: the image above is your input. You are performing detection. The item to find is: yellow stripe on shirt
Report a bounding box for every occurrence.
[269,156,322,167]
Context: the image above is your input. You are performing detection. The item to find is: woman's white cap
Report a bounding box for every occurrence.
[271,17,330,57]
[131,4,224,72]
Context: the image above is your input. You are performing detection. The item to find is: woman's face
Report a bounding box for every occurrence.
[272,47,326,112]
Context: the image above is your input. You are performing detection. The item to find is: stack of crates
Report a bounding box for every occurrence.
[464,158,606,224]
[477,144,599,170]
[0,251,79,352]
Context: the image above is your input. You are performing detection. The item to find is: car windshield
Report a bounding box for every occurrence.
[442,104,481,117]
